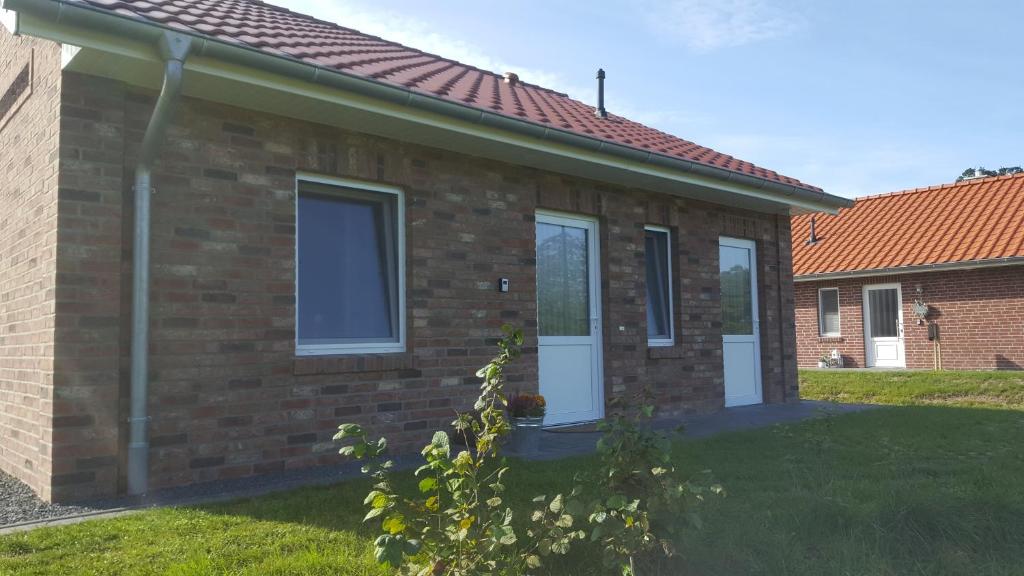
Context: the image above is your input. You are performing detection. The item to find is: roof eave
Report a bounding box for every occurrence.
[7,0,851,212]
[794,256,1024,282]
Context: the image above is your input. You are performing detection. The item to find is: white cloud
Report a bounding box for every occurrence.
[641,0,805,52]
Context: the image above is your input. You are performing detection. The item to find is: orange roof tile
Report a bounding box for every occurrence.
[66,0,822,193]
[792,173,1024,277]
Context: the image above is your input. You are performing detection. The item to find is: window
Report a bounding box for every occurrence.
[645,226,674,345]
[818,287,840,337]
[296,175,405,355]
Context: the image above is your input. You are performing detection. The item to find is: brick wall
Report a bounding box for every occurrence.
[44,71,798,500]
[0,29,61,500]
[795,266,1024,370]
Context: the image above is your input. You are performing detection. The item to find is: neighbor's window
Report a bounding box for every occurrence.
[296,176,405,355]
[818,287,840,337]
[645,226,674,345]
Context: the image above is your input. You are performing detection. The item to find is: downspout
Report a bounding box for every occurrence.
[128,30,192,497]
[776,214,789,403]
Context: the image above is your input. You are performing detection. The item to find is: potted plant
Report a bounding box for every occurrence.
[817,353,830,369]
[507,393,546,454]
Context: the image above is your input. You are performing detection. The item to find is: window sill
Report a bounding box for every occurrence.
[648,345,685,360]
[293,351,415,376]
[817,335,844,343]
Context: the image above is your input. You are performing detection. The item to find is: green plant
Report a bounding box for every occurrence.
[335,325,583,575]
[580,389,723,576]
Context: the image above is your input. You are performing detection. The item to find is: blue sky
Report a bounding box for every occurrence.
[286,0,1023,199]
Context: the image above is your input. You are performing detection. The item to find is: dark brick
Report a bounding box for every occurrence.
[334,405,362,417]
[403,420,427,431]
[58,188,102,203]
[254,460,285,474]
[218,415,253,427]
[321,384,348,395]
[52,471,96,486]
[79,316,118,328]
[163,317,200,329]
[203,168,238,181]
[377,402,402,412]
[219,342,255,353]
[227,378,262,390]
[53,414,94,428]
[202,293,237,304]
[76,455,118,470]
[287,433,318,445]
[174,227,211,240]
[151,433,188,447]
[190,456,226,469]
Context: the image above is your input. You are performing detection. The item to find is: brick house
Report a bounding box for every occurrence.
[793,173,1024,370]
[0,0,849,503]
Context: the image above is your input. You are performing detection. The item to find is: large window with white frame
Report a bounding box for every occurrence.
[818,287,840,337]
[295,175,405,355]
[644,226,674,346]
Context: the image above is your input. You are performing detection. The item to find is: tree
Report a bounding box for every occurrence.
[957,166,1023,181]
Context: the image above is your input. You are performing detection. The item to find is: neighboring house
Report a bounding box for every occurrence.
[0,0,848,503]
[793,173,1024,370]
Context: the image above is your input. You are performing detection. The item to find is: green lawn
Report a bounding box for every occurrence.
[800,369,1024,408]
[2,371,1023,575]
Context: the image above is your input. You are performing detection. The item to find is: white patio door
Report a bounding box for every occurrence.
[719,237,763,407]
[863,283,905,368]
[535,212,604,426]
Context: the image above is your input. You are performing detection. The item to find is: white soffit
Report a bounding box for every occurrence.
[1,6,17,33]
[61,43,81,68]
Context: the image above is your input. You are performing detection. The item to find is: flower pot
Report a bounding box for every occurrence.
[508,416,544,454]
[817,360,828,368]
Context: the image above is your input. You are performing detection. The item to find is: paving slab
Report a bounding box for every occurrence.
[512,400,874,461]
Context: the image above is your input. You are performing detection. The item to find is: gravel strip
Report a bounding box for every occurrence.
[0,454,424,531]
[0,472,101,526]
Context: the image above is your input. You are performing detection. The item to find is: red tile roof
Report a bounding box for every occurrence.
[67,0,822,193]
[792,173,1024,277]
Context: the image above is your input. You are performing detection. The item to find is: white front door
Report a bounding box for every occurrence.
[863,283,905,368]
[535,212,604,426]
[719,237,763,407]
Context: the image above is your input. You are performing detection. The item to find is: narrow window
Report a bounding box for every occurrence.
[296,176,405,355]
[645,226,674,345]
[818,287,840,336]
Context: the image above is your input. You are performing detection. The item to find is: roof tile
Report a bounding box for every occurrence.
[792,173,1024,276]
[65,0,822,193]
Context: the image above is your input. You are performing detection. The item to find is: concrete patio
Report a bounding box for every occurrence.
[511,400,874,460]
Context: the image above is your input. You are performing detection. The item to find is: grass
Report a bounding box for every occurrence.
[2,371,1024,575]
[801,369,1024,408]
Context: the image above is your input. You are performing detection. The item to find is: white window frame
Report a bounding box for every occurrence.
[294,173,406,356]
[817,287,841,337]
[644,225,675,347]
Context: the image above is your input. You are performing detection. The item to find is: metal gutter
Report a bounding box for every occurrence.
[794,256,1024,282]
[127,30,192,497]
[6,0,851,212]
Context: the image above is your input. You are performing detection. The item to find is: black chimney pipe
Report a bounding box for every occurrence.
[806,215,818,245]
[596,68,607,118]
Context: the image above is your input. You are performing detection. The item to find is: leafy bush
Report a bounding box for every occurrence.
[335,326,583,575]
[578,389,723,575]
[336,326,721,576]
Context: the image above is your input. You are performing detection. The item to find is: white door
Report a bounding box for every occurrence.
[535,212,604,426]
[719,237,763,407]
[863,283,905,368]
